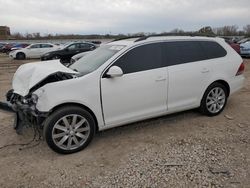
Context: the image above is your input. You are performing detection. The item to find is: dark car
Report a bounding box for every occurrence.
[10,43,29,51]
[1,43,18,53]
[41,42,97,64]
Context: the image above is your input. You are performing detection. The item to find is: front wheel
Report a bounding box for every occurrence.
[43,106,96,154]
[16,52,26,60]
[199,82,228,116]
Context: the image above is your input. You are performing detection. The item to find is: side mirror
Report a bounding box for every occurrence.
[106,66,123,78]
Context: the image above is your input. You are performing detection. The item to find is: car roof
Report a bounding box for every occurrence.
[30,43,54,45]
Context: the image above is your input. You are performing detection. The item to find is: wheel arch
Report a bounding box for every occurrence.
[211,80,230,96]
[16,51,26,59]
[200,79,230,105]
[49,102,99,132]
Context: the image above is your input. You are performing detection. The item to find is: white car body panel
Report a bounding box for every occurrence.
[34,71,105,128]
[101,67,168,126]
[11,36,244,131]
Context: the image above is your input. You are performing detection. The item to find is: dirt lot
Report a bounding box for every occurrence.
[0,54,249,188]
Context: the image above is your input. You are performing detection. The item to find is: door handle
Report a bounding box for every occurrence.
[201,68,210,73]
[155,76,166,82]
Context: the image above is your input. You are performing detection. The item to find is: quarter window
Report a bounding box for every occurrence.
[114,43,162,74]
[200,41,227,59]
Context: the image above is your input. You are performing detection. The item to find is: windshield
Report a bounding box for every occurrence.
[69,45,125,74]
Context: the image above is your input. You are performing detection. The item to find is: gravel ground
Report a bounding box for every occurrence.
[0,54,249,188]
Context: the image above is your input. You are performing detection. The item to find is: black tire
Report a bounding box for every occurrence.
[16,52,26,60]
[199,82,228,116]
[43,106,96,154]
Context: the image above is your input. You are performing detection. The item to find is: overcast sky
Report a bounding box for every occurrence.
[0,0,249,35]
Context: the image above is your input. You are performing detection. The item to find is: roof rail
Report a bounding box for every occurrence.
[109,35,145,43]
[109,33,216,43]
[134,33,216,42]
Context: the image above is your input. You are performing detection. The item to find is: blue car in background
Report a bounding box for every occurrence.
[240,41,250,57]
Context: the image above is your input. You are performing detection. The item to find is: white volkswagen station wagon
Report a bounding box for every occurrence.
[1,36,245,154]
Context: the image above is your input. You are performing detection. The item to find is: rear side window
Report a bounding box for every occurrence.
[199,41,227,59]
[162,41,227,66]
[162,41,207,66]
[114,43,162,74]
[79,43,94,49]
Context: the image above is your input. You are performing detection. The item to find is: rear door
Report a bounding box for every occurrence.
[163,41,226,112]
[101,43,168,126]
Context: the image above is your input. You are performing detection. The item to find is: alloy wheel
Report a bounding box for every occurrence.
[52,114,90,150]
[206,87,226,114]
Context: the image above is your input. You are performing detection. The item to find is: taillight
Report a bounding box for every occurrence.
[236,63,245,76]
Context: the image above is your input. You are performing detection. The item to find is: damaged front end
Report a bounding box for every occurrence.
[1,89,49,134]
[0,60,79,134]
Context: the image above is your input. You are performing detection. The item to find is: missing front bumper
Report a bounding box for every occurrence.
[0,100,48,134]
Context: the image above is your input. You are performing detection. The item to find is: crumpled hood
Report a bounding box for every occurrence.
[12,60,77,96]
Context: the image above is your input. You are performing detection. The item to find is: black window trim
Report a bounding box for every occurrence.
[101,39,227,77]
[102,41,162,78]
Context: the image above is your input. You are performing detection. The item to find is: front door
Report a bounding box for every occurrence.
[101,43,168,127]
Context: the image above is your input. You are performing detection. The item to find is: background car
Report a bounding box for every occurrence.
[0,42,7,50]
[237,38,250,44]
[240,41,250,57]
[41,42,97,64]
[9,43,60,60]
[10,43,29,52]
[1,43,19,54]
[70,51,90,65]
[225,39,240,54]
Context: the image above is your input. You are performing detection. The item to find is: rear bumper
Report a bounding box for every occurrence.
[229,75,245,95]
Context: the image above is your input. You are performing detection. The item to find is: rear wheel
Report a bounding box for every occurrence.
[43,106,96,154]
[199,82,228,116]
[16,52,25,60]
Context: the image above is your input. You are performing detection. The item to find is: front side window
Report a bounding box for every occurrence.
[113,43,162,74]
[67,44,77,50]
[70,45,125,74]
